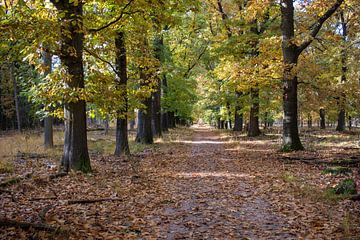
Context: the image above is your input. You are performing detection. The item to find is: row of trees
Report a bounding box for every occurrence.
[1,0,359,173]
[194,0,359,150]
[1,0,200,172]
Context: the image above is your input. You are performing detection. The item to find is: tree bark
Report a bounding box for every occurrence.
[114,31,130,156]
[10,63,21,132]
[152,84,161,137]
[281,0,303,150]
[152,34,163,137]
[233,92,243,131]
[280,0,343,150]
[336,11,347,132]
[42,48,54,148]
[248,88,261,137]
[307,113,312,128]
[136,70,153,144]
[320,108,326,129]
[168,111,176,128]
[51,0,91,172]
[135,110,144,142]
[161,77,169,132]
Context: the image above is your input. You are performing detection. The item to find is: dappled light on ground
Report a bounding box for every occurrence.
[0,126,359,239]
[173,171,255,179]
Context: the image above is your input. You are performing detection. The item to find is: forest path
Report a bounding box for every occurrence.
[142,126,294,239]
[2,126,356,239]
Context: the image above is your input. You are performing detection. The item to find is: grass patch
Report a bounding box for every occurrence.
[0,160,14,173]
[322,166,352,175]
[282,171,298,182]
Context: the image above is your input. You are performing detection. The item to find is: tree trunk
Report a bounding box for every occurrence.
[336,109,346,131]
[136,70,153,144]
[168,111,176,128]
[51,0,91,173]
[319,108,326,129]
[152,34,163,137]
[161,76,169,132]
[44,117,53,148]
[281,0,304,150]
[307,114,312,128]
[135,110,144,143]
[42,48,53,148]
[336,11,347,132]
[233,92,243,131]
[248,88,261,137]
[348,116,352,130]
[129,119,135,130]
[152,85,161,137]
[104,115,109,135]
[114,31,130,156]
[10,64,21,132]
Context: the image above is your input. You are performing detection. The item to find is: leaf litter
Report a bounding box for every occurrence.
[0,126,359,239]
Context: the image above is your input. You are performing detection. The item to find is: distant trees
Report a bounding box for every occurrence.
[0,0,359,179]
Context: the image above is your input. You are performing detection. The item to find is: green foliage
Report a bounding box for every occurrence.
[322,167,352,175]
[334,178,357,195]
[0,160,13,174]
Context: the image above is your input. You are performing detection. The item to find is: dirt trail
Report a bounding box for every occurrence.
[144,126,295,239]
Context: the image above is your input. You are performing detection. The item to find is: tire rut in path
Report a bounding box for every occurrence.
[147,127,294,239]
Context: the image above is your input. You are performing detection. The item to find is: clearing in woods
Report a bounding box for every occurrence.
[0,126,359,239]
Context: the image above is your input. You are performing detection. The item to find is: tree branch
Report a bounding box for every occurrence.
[183,43,209,78]
[297,0,344,53]
[84,47,119,75]
[88,0,135,33]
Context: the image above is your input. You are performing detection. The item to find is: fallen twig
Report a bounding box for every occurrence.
[281,156,360,166]
[0,172,33,188]
[30,196,57,201]
[350,194,360,201]
[49,172,67,180]
[0,218,59,232]
[67,198,122,205]
[39,205,53,223]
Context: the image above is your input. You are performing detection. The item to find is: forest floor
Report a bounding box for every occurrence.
[0,125,360,239]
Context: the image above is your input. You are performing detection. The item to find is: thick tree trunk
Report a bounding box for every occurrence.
[320,108,326,129]
[51,0,91,172]
[248,88,261,137]
[42,48,53,148]
[114,31,130,156]
[281,0,304,150]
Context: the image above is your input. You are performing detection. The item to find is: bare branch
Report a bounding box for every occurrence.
[297,0,344,54]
